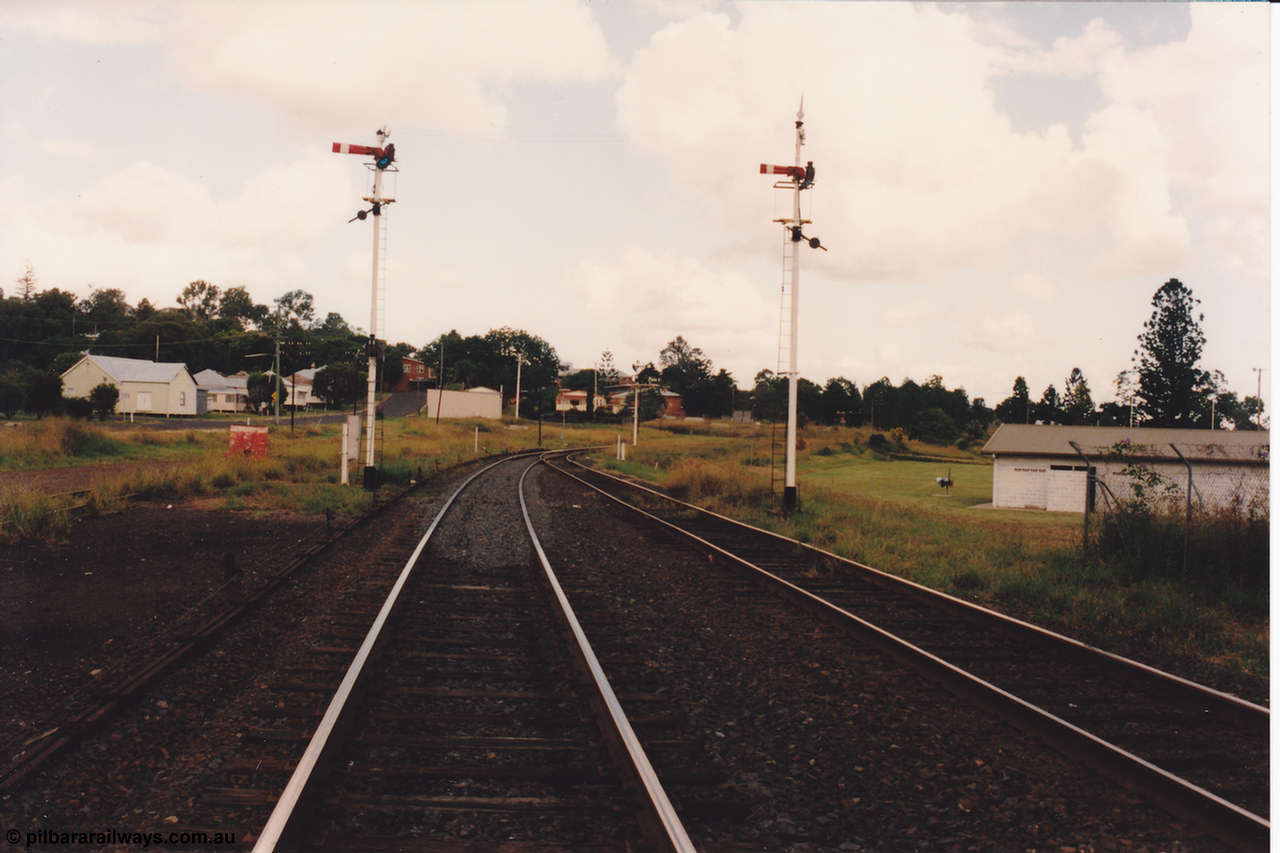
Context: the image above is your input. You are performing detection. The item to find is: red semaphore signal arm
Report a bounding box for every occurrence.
[333,142,385,157]
[760,163,805,179]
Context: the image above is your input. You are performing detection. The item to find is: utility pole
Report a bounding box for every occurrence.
[273,330,281,425]
[1253,367,1264,429]
[333,129,396,489]
[435,336,445,425]
[514,353,523,422]
[759,99,822,512]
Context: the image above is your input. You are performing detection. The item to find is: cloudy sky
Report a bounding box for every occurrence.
[0,1,1269,407]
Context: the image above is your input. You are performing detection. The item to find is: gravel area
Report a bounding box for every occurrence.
[526,464,1235,853]
[1,462,491,850]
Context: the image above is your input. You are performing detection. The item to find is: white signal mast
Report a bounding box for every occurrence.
[759,99,821,511]
[332,128,396,489]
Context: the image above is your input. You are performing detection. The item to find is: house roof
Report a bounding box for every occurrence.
[71,354,189,384]
[193,369,246,392]
[982,424,1269,464]
[467,386,499,395]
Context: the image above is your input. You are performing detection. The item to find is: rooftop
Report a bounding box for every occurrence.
[982,424,1269,464]
[72,354,189,384]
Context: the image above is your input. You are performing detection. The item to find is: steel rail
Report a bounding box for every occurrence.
[0,473,425,794]
[519,455,697,853]
[252,450,545,852]
[563,455,1268,723]
[548,456,1269,851]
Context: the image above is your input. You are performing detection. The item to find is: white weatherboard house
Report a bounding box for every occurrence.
[194,369,249,413]
[982,424,1269,513]
[61,354,199,417]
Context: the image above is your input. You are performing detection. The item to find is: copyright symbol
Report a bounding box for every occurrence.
[4,828,19,845]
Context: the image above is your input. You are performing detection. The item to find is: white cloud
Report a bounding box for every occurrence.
[616,4,1262,292]
[634,0,721,21]
[163,0,618,137]
[0,0,164,45]
[38,138,97,160]
[568,246,772,374]
[3,0,619,137]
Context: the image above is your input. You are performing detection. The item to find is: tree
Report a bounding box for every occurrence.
[89,382,119,420]
[177,280,220,322]
[0,379,24,417]
[597,350,620,385]
[272,289,316,333]
[1133,278,1212,426]
[1036,384,1062,424]
[909,407,958,445]
[81,288,132,333]
[246,372,276,413]
[994,376,1031,424]
[382,342,412,391]
[1061,367,1095,425]
[821,377,861,426]
[632,362,658,385]
[15,262,36,301]
[312,364,364,409]
[751,369,787,422]
[25,372,63,418]
[217,286,259,327]
[658,336,712,394]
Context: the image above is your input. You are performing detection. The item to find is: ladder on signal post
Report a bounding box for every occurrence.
[771,230,796,496]
[375,212,388,343]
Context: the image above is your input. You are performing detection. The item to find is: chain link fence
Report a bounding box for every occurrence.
[1078,440,1268,587]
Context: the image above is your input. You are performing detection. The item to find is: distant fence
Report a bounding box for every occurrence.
[1076,440,1268,587]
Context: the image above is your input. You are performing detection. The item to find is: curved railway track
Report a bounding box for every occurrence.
[547,453,1270,851]
[246,451,696,852]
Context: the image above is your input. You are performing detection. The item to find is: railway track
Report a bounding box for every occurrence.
[547,453,1270,851]
[0,474,431,795]
[240,452,698,852]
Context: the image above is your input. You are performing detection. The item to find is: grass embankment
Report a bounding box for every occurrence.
[0,415,618,543]
[596,422,1268,695]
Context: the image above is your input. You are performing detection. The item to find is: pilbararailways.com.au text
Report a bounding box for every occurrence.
[8,828,236,848]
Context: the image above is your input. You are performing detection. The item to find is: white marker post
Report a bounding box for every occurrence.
[333,129,396,489]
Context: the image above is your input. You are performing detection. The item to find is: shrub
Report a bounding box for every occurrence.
[665,459,772,507]
[89,383,119,420]
[63,397,93,420]
[59,421,123,458]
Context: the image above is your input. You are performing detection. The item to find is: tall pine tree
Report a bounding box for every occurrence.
[1133,278,1211,426]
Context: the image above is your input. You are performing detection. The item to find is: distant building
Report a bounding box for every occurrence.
[284,367,322,409]
[982,424,1269,513]
[194,369,248,413]
[61,354,198,417]
[422,386,501,419]
[392,356,434,392]
[604,387,685,418]
[555,389,590,412]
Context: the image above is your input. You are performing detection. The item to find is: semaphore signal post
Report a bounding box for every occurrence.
[759,99,823,512]
[332,128,396,490]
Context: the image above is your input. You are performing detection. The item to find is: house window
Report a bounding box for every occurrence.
[179,391,186,407]
[136,392,152,411]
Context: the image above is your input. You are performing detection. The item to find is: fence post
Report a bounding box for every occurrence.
[1169,443,1192,578]
[1067,441,1094,549]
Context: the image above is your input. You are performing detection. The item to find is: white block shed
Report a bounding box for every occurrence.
[982,424,1269,513]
